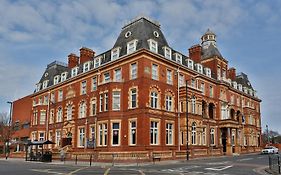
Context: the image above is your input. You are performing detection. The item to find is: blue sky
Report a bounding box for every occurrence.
[0,0,280,133]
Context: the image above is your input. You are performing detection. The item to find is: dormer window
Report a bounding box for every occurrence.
[148,39,158,53]
[36,83,41,92]
[205,68,211,77]
[243,87,248,94]
[175,53,182,64]
[94,57,101,68]
[249,89,253,96]
[53,75,60,85]
[238,84,243,91]
[127,39,138,54]
[163,46,171,59]
[111,47,121,60]
[187,59,194,69]
[42,80,49,89]
[83,61,91,73]
[232,81,237,89]
[71,67,79,77]
[61,72,68,81]
[196,64,203,74]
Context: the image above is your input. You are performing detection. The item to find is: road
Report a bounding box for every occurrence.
[0,153,272,175]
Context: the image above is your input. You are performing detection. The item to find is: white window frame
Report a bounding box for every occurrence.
[152,64,158,80]
[166,69,173,85]
[92,76,98,91]
[127,39,138,54]
[58,89,63,102]
[150,120,159,145]
[191,122,196,145]
[197,64,203,74]
[175,53,182,64]
[148,39,158,53]
[78,127,85,147]
[36,83,41,92]
[81,80,87,95]
[56,107,63,123]
[114,68,122,82]
[79,101,86,118]
[187,59,194,69]
[112,91,121,111]
[130,88,137,108]
[150,91,158,109]
[94,57,101,68]
[42,80,49,89]
[205,68,211,78]
[83,61,91,73]
[99,94,103,112]
[103,72,110,83]
[165,95,172,112]
[66,105,72,120]
[130,63,137,80]
[179,74,185,87]
[166,122,173,145]
[53,75,60,85]
[55,130,61,147]
[191,97,196,114]
[91,98,96,116]
[111,47,121,60]
[210,128,215,145]
[163,46,172,59]
[129,120,137,145]
[98,122,107,146]
[111,121,121,146]
[40,111,46,125]
[104,93,108,111]
[61,72,68,81]
[71,67,79,77]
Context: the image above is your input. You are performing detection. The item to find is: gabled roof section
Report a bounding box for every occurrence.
[201,43,223,60]
[113,16,169,57]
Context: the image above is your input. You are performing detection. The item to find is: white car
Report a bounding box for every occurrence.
[261,146,279,154]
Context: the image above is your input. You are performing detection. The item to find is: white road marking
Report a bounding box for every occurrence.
[206,161,230,165]
[205,165,233,171]
[257,156,263,159]
[237,158,253,161]
[30,169,64,174]
[67,167,88,175]
[138,169,145,175]
[104,167,111,175]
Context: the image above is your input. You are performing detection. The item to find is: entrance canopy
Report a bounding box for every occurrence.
[26,140,55,146]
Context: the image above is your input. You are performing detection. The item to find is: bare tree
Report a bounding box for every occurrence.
[0,112,13,157]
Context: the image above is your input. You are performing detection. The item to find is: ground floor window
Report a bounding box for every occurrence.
[166,123,173,145]
[112,122,120,146]
[210,128,215,145]
[98,123,107,146]
[129,120,136,145]
[78,127,85,147]
[150,121,159,145]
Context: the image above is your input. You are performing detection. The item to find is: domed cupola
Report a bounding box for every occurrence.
[201,29,217,49]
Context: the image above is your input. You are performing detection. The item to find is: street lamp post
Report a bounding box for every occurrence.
[185,80,189,160]
[6,101,13,159]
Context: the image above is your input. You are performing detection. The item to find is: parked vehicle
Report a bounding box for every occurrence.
[261,146,279,154]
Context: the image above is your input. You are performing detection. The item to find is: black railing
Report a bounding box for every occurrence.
[269,154,281,174]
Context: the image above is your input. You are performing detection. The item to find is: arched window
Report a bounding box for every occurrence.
[66,105,72,121]
[191,96,196,114]
[79,101,86,118]
[57,107,63,122]
[150,91,158,109]
[191,122,196,145]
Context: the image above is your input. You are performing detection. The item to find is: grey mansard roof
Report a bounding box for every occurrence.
[113,17,169,57]
[235,72,253,89]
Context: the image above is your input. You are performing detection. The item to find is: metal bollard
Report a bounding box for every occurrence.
[75,155,78,165]
[90,154,92,167]
[112,154,115,167]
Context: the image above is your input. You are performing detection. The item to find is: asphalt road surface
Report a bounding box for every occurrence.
[0,153,272,175]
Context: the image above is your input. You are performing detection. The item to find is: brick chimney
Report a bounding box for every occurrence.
[228,67,236,81]
[188,44,202,63]
[68,53,79,69]
[79,47,95,64]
